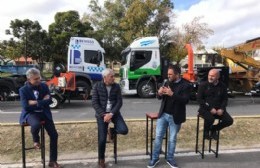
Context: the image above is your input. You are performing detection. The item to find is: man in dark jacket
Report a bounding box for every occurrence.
[197,68,233,140]
[92,68,128,168]
[19,68,60,168]
[148,64,191,168]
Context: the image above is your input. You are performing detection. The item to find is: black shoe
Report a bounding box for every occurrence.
[107,127,115,143]
[204,131,211,140]
[211,129,218,140]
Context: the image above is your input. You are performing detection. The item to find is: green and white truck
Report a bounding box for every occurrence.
[119,36,169,98]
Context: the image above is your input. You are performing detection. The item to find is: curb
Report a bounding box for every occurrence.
[1,115,260,126]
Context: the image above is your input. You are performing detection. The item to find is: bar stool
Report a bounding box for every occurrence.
[21,121,45,168]
[146,112,168,160]
[195,114,220,159]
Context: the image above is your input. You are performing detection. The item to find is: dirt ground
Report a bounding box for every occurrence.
[1,118,260,164]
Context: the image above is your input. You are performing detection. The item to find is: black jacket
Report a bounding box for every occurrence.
[158,78,191,124]
[92,81,122,118]
[197,81,228,113]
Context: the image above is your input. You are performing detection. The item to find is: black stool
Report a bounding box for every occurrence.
[146,112,168,160]
[21,121,45,168]
[195,114,220,159]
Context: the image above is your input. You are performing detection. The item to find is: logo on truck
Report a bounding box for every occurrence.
[140,40,156,46]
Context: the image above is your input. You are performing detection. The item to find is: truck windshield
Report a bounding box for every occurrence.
[120,48,130,66]
[84,50,100,64]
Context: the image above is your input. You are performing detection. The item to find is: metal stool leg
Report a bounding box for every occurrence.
[216,130,220,158]
[150,118,154,160]
[21,121,45,168]
[114,133,117,164]
[195,115,199,153]
[146,116,148,155]
[41,124,45,167]
[202,123,205,159]
[21,125,26,168]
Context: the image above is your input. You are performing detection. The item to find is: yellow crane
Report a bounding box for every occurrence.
[220,37,260,92]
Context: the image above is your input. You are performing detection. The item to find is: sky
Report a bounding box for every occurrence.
[0,0,259,48]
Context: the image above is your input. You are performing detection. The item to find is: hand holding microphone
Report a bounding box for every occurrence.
[159,79,173,96]
[162,79,168,87]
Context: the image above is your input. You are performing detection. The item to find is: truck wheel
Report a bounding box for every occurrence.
[50,95,60,109]
[0,86,11,101]
[76,80,91,99]
[137,80,156,98]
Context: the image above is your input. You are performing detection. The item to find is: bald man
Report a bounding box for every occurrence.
[197,69,233,140]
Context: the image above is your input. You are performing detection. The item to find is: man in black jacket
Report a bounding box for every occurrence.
[148,64,191,168]
[92,68,128,168]
[197,68,233,140]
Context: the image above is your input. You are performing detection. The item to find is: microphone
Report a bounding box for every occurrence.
[162,79,168,87]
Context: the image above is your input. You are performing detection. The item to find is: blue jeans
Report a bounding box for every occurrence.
[96,113,128,159]
[152,113,181,161]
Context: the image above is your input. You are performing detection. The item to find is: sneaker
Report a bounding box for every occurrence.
[147,159,159,168]
[166,160,178,168]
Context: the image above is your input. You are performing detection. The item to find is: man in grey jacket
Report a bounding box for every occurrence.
[92,68,128,168]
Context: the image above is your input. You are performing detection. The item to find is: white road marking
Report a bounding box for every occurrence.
[0,109,59,114]
[132,102,152,104]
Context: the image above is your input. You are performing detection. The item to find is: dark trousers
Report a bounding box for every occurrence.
[199,110,234,132]
[96,113,128,160]
[27,113,58,162]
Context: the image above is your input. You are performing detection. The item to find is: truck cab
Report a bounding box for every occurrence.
[120,37,168,98]
[47,37,106,108]
[68,37,106,81]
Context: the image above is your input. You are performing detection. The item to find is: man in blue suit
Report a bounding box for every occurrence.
[19,68,61,168]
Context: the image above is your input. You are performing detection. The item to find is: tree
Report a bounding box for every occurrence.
[88,0,173,61]
[48,10,94,64]
[0,39,22,62]
[9,19,44,64]
[167,16,214,64]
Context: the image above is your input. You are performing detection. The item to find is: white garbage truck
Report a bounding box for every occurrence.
[119,36,169,98]
[47,37,106,108]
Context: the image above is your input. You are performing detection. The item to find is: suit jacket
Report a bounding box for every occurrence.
[158,78,191,124]
[19,82,53,124]
[197,81,228,113]
[92,81,122,118]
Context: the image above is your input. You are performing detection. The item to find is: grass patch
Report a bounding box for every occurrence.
[1,118,260,163]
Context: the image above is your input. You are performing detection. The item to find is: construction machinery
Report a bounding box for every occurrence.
[220,37,260,95]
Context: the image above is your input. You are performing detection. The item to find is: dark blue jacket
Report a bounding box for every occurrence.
[19,82,53,124]
[158,78,191,124]
[92,81,122,118]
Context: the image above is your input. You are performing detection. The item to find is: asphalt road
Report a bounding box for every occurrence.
[0,95,260,123]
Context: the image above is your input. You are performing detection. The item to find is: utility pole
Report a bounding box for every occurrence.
[25,28,28,65]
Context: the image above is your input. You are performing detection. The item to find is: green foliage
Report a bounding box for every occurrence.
[1,2,214,66]
[48,10,94,64]
[2,19,52,65]
[0,39,22,61]
[88,0,173,61]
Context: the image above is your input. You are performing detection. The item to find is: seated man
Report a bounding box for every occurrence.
[197,68,233,140]
[92,68,128,168]
[19,68,61,168]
